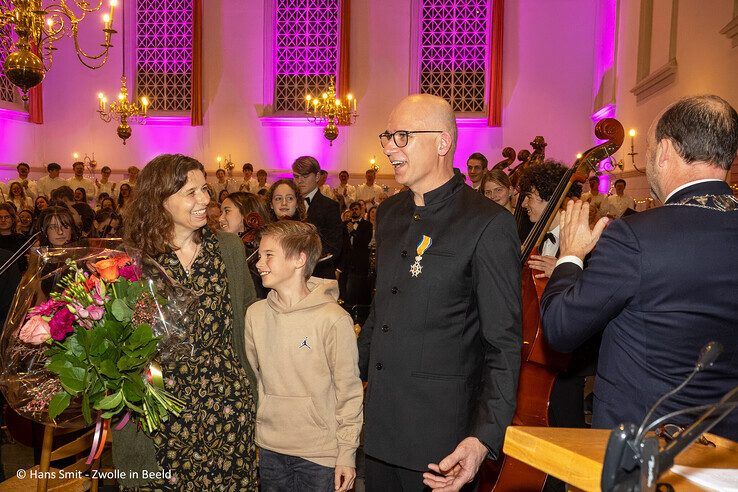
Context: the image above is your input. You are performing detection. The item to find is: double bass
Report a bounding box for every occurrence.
[492,147,518,172]
[480,118,624,491]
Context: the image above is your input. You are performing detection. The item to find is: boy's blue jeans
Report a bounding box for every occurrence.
[259,447,334,491]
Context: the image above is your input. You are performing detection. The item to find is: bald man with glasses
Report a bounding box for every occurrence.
[358,94,521,491]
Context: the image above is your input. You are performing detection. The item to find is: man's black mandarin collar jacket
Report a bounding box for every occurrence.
[358,170,522,471]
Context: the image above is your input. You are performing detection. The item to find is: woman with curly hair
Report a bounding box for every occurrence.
[219,191,272,298]
[120,153,258,491]
[266,178,306,221]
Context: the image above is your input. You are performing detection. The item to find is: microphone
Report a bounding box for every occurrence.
[635,341,723,444]
[658,385,738,473]
[601,341,724,492]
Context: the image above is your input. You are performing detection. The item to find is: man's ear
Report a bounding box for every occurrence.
[438,132,453,156]
[657,138,673,168]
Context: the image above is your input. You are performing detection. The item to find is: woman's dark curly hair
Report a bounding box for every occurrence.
[266,179,306,221]
[518,159,582,201]
[124,154,205,257]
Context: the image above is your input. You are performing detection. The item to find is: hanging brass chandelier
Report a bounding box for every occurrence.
[96,0,147,144]
[0,0,118,99]
[305,76,358,145]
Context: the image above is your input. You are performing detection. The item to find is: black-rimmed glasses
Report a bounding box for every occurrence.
[379,130,443,148]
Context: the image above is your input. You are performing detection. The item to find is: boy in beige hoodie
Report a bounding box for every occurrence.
[245,220,363,491]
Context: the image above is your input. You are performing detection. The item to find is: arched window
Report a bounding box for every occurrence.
[413,0,503,125]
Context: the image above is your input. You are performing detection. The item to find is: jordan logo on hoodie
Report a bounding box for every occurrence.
[299,337,311,349]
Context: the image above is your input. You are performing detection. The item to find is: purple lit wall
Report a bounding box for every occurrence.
[590,0,619,194]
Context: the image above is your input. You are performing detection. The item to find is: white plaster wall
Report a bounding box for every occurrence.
[611,0,738,200]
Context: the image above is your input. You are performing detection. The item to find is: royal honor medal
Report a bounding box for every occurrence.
[410,235,432,277]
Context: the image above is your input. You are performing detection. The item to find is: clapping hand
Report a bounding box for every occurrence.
[559,200,609,260]
[423,437,488,491]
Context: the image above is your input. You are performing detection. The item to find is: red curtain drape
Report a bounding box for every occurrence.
[337,0,350,98]
[28,82,43,124]
[190,0,203,126]
[487,0,504,127]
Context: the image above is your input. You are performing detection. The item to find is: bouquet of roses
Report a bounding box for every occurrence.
[1,246,192,434]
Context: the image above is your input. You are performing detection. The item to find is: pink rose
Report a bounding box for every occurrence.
[18,315,51,345]
[49,307,76,341]
[119,264,142,282]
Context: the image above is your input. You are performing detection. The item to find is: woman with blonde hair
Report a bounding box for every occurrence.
[9,181,33,211]
[120,153,258,490]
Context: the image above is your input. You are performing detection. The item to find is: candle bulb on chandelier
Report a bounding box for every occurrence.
[140,96,149,115]
[102,13,111,30]
[305,94,312,112]
[98,92,105,111]
[109,0,117,22]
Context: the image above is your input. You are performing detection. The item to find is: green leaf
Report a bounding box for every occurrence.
[126,324,154,350]
[48,392,71,421]
[111,298,133,323]
[123,338,158,361]
[46,356,73,375]
[117,355,147,372]
[102,317,124,341]
[122,378,144,402]
[94,390,123,410]
[99,359,121,379]
[59,367,86,395]
[82,392,92,424]
[126,282,145,304]
[75,326,91,353]
[63,335,85,358]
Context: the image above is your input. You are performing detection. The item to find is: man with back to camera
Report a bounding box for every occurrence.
[541,94,738,441]
[358,94,521,491]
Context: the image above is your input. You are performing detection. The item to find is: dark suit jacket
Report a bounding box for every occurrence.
[342,218,373,276]
[541,181,738,440]
[358,171,522,470]
[306,190,343,279]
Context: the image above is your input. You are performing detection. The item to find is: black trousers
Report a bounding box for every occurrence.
[365,455,478,492]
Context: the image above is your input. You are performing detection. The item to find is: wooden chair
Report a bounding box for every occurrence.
[0,424,107,492]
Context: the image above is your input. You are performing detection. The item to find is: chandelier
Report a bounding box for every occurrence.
[305,76,358,146]
[96,0,147,144]
[0,0,118,99]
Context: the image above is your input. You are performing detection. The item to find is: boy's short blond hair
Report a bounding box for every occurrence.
[259,220,322,279]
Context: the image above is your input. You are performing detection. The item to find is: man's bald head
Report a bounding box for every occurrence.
[390,94,458,155]
[383,94,458,201]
